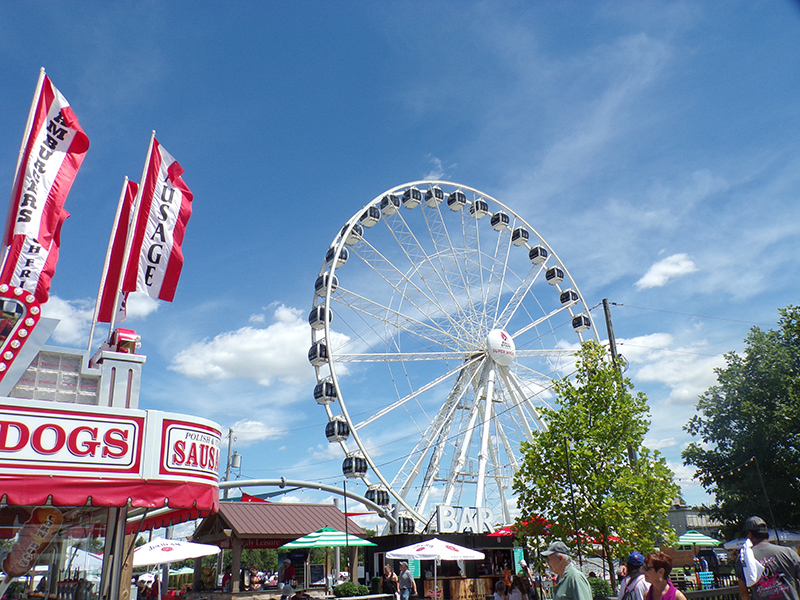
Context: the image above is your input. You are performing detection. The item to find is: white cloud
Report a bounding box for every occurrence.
[41,296,93,346]
[170,305,347,386]
[231,419,288,447]
[634,343,723,404]
[249,313,266,324]
[126,293,159,319]
[635,253,698,289]
[645,436,677,450]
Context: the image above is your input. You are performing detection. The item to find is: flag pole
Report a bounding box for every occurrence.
[1,68,46,271]
[107,131,156,339]
[87,177,130,352]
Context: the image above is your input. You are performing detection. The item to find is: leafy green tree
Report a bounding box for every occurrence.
[513,341,678,588]
[683,303,800,532]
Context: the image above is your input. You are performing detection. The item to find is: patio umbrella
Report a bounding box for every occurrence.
[676,531,721,547]
[387,538,484,600]
[133,539,220,567]
[723,530,800,550]
[279,527,376,549]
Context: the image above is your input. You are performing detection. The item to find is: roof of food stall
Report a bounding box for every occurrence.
[193,501,366,544]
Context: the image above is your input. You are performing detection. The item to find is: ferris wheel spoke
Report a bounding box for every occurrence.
[333,351,472,363]
[332,286,465,351]
[386,210,477,336]
[351,236,474,343]
[392,362,483,509]
[496,367,537,442]
[495,262,546,330]
[486,422,513,524]
[354,355,482,430]
[510,301,577,340]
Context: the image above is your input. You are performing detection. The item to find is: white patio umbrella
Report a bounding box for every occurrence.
[133,539,220,567]
[723,530,800,550]
[387,538,484,600]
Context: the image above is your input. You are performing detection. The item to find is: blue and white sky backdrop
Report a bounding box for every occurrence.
[2,1,800,525]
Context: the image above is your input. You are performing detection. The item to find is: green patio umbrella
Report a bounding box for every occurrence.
[677,530,721,547]
[279,527,376,549]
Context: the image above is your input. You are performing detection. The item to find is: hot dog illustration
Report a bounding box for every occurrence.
[1,507,62,581]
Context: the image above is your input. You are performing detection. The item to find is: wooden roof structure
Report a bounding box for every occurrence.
[193,501,367,549]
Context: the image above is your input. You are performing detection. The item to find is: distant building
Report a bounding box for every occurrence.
[668,500,723,537]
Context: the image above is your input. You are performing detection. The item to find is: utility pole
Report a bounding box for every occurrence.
[602,299,638,466]
[224,428,234,499]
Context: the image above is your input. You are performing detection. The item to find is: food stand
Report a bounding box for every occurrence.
[367,533,519,600]
[0,330,221,600]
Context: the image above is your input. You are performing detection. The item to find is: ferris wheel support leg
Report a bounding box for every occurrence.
[475,367,497,507]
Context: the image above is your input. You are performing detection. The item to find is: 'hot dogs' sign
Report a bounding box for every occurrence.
[0,400,220,485]
[0,405,142,474]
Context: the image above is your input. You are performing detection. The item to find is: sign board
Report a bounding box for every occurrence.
[436,506,494,533]
[0,398,221,509]
[408,559,420,578]
[513,547,525,569]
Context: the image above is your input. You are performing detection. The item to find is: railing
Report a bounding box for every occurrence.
[685,587,739,600]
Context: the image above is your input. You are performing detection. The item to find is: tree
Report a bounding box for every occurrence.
[513,341,678,588]
[683,303,800,532]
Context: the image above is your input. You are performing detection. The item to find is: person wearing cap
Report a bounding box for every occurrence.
[398,561,417,600]
[618,552,650,600]
[542,541,592,600]
[279,559,296,599]
[734,516,800,600]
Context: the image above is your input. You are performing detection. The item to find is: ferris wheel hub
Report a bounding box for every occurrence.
[486,329,516,366]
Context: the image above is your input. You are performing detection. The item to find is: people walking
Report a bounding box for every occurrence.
[398,561,417,600]
[541,541,592,600]
[735,516,800,600]
[618,552,650,600]
[643,552,687,600]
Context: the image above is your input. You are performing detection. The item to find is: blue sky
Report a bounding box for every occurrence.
[2,1,800,526]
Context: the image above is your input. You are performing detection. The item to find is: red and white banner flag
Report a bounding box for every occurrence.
[122,139,192,302]
[2,74,89,250]
[97,180,138,323]
[0,210,69,303]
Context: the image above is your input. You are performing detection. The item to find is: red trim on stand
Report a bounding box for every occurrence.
[0,476,218,511]
[125,507,213,534]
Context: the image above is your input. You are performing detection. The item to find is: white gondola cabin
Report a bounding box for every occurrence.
[360,205,381,227]
[365,487,390,506]
[313,378,337,404]
[528,245,548,264]
[572,314,591,332]
[308,305,332,330]
[314,273,338,295]
[399,516,416,534]
[402,187,422,209]
[469,199,489,219]
[447,189,467,211]
[424,186,445,207]
[325,246,349,268]
[511,227,529,246]
[341,222,363,246]
[560,289,579,305]
[325,417,350,442]
[308,342,329,367]
[491,211,510,230]
[545,267,564,285]
[342,455,368,478]
[380,194,401,215]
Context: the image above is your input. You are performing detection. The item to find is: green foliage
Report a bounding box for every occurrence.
[357,584,370,595]
[333,581,361,597]
[371,576,382,594]
[588,578,613,600]
[683,303,800,532]
[513,341,678,588]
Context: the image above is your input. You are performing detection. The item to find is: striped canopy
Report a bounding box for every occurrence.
[677,530,720,547]
[279,527,376,549]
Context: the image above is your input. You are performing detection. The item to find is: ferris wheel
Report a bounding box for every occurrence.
[308,181,598,533]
